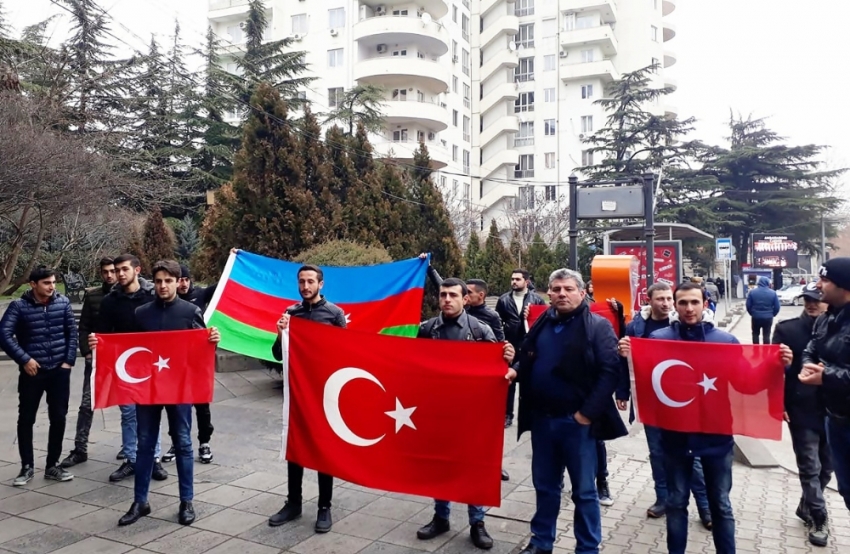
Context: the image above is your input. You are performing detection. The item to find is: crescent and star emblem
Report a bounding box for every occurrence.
[323,367,416,447]
[651,359,717,408]
[115,347,171,384]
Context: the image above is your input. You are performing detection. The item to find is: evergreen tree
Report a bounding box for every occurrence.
[176,214,199,261]
[299,107,342,242]
[294,240,393,266]
[142,205,176,268]
[377,161,416,260]
[462,230,484,280]
[323,84,386,135]
[480,220,515,296]
[527,232,555,289]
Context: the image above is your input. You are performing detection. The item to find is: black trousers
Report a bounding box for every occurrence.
[194,403,214,444]
[751,317,772,344]
[287,462,333,508]
[506,380,517,418]
[18,369,71,468]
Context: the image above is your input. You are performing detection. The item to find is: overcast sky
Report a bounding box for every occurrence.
[6,0,849,192]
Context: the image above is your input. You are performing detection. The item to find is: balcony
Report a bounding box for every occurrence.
[664,104,678,119]
[354,16,449,56]
[383,100,449,132]
[480,49,519,83]
[359,0,449,20]
[566,0,618,23]
[480,80,519,115]
[514,136,534,148]
[208,0,250,22]
[561,24,618,57]
[371,138,449,169]
[480,149,519,181]
[663,21,677,42]
[662,0,676,16]
[480,115,519,149]
[560,59,619,83]
[663,75,678,92]
[480,15,519,50]
[354,56,451,92]
[479,181,516,208]
[664,49,677,68]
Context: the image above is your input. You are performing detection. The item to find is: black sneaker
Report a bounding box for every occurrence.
[809,513,829,547]
[44,465,74,482]
[315,507,332,533]
[597,479,614,507]
[268,502,302,527]
[646,501,666,518]
[116,448,126,460]
[796,498,813,526]
[60,450,87,468]
[13,465,34,487]
[504,415,513,428]
[152,460,168,481]
[698,508,713,530]
[470,521,493,550]
[161,445,176,463]
[109,461,135,482]
[417,516,450,540]
[199,444,213,464]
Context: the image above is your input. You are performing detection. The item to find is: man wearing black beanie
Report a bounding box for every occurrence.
[800,257,850,522]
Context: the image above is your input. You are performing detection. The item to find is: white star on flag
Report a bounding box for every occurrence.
[344,313,351,324]
[698,374,717,394]
[153,356,170,372]
[384,398,417,433]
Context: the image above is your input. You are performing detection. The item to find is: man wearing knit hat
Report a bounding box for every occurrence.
[800,257,850,516]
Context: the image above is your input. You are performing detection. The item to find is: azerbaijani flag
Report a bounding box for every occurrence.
[204,250,429,361]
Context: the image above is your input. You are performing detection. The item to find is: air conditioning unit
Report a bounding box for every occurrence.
[376,5,387,15]
[290,34,303,41]
[377,44,388,54]
[428,132,436,141]
[330,29,338,36]
[559,50,568,58]
[579,133,586,139]
[452,55,458,63]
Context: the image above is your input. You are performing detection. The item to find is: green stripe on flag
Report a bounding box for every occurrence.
[208,310,278,362]
[379,324,419,338]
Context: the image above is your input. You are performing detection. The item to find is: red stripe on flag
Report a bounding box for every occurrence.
[215,279,424,334]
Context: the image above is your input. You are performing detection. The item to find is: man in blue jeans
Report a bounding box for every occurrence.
[91,260,220,527]
[648,282,792,554]
[515,269,625,554]
[617,282,711,527]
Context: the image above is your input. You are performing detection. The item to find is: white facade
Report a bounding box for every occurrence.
[206,0,677,241]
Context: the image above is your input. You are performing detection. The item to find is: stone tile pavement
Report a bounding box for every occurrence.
[0,324,847,553]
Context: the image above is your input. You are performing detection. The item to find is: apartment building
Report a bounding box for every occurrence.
[207,0,678,239]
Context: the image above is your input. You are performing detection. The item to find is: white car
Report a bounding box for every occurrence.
[777,284,804,306]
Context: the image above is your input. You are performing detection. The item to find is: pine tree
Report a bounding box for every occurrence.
[323,84,386,135]
[462,230,484,280]
[527,231,555,289]
[142,205,177,267]
[376,161,415,260]
[480,220,515,296]
[176,214,199,261]
[299,107,342,243]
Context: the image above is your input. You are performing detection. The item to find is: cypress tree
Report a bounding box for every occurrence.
[527,231,555,289]
[299,107,342,243]
[480,220,514,296]
[142,205,176,268]
[462,230,484,280]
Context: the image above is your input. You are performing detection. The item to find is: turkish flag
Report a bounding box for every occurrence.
[93,329,216,409]
[629,338,785,439]
[284,317,507,507]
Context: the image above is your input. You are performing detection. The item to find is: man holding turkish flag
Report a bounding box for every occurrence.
[284,281,512,540]
[622,281,792,554]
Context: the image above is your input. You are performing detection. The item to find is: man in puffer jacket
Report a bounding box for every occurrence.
[746,276,780,344]
[0,267,77,486]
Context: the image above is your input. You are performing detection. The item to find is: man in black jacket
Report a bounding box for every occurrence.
[269,264,346,533]
[96,254,166,483]
[62,256,116,468]
[160,264,218,465]
[0,267,77,486]
[414,278,516,551]
[515,268,625,554]
[90,259,220,527]
[496,269,546,428]
[772,282,832,546]
[800,257,850,518]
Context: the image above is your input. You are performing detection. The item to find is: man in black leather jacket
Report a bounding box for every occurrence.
[269,264,346,534]
[800,258,850,518]
[772,282,832,546]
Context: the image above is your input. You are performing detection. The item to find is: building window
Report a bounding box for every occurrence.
[544,119,556,136]
[517,24,534,48]
[515,122,534,147]
[515,92,535,112]
[582,149,594,165]
[442,176,448,189]
[328,87,344,108]
[515,57,534,82]
[515,154,534,178]
[581,115,593,133]
[577,15,596,29]
[464,181,470,199]
[463,116,470,142]
[543,54,556,71]
[393,129,409,142]
[463,150,470,174]
[518,186,535,210]
[581,49,594,63]
[581,84,593,99]
[392,9,408,16]
[327,48,343,68]
[651,25,658,42]
[545,185,557,201]
[462,14,470,41]
[296,91,307,100]
[453,145,459,162]
[291,14,308,34]
[463,83,471,107]
[453,5,458,22]
[462,49,470,75]
[448,77,456,94]
[544,88,555,102]
[452,179,459,196]
[392,49,407,56]
[545,152,555,168]
[391,88,407,100]
[563,13,576,31]
[452,110,458,126]
[651,57,660,72]
[452,40,458,60]
[515,0,534,17]
[653,0,659,8]
[225,24,243,43]
[328,8,345,29]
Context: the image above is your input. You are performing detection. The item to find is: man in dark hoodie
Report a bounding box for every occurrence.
[61,257,117,468]
[746,276,780,344]
[0,267,77,486]
[648,282,792,554]
[96,254,166,483]
[772,282,832,547]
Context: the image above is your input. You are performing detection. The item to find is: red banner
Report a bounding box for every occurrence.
[611,242,680,311]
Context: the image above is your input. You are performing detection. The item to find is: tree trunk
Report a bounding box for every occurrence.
[0,204,35,292]
[1,210,46,296]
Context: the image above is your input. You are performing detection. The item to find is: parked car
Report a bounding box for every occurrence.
[777,284,804,306]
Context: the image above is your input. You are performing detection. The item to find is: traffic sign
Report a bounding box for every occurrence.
[716,238,732,260]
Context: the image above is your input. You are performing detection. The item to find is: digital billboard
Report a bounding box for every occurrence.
[752,234,798,269]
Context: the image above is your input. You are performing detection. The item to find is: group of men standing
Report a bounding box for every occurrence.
[0,255,219,527]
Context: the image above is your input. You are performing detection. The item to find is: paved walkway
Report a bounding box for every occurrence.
[0,309,847,553]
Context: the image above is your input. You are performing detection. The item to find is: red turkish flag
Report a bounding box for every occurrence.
[630,338,785,439]
[93,329,215,409]
[284,317,507,507]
